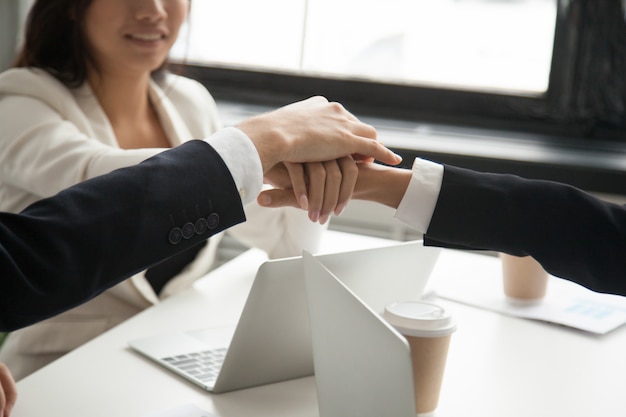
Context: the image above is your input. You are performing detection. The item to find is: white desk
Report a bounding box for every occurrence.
[13,232,626,417]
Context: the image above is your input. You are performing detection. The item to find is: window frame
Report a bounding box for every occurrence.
[176,0,626,195]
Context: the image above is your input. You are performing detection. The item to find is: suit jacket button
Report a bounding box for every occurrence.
[168,227,183,244]
[182,222,195,239]
[195,218,208,234]
[207,213,220,229]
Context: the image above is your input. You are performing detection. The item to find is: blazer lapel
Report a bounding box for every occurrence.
[149,78,192,147]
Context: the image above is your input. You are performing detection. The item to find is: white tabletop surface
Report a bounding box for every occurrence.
[12,231,626,417]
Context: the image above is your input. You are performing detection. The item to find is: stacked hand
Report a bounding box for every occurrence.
[258,160,413,213]
[262,158,358,224]
[238,96,403,223]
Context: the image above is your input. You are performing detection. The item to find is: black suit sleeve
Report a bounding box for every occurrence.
[0,140,246,331]
[424,164,626,296]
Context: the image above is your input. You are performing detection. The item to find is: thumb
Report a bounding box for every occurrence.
[257,189,301,209]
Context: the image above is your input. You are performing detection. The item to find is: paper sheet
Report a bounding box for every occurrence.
[434,264,626,335]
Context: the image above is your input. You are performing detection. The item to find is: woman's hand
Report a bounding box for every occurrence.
[263,156,358,224]
[0,363,17,417]
[259,162,413,211]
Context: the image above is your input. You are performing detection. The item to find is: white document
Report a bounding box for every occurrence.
[432,252,626,335]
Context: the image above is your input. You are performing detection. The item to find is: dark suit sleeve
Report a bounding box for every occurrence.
[0,140,246,331]
[424,164,626,296]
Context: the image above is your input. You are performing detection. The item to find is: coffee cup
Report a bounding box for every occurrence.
[383,301,456,416]
[500,253,548,303]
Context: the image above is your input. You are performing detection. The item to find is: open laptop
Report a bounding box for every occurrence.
[129,240,440,393]
[303,250,417,416]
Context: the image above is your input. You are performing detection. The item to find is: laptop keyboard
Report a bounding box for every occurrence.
[162,348,227,385]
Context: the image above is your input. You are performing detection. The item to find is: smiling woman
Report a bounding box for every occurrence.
[83,0,188,82]
[14,0,188,88]
[0,0,329,381]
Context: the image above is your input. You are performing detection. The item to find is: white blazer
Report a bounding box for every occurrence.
[0,68,324,379]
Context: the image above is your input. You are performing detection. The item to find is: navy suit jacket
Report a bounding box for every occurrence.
[0,140,246,331]
[425,165,626,297]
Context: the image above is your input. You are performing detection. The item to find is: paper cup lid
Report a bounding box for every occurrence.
[383,301,456,337]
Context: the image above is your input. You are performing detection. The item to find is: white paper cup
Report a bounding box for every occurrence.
[383,301,456,416]
[500,254,548,304]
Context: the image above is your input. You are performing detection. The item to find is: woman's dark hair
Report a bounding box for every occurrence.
[14,0,171,88]
[15,0,94,87]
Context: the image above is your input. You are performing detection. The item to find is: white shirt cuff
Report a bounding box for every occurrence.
[394,158,444,234]
[204,127,263,205]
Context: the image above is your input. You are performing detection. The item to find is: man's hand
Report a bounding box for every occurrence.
[237,96,402,174]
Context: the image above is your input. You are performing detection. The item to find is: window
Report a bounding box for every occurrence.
[174,0,556,95]
[173,0,626,195]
